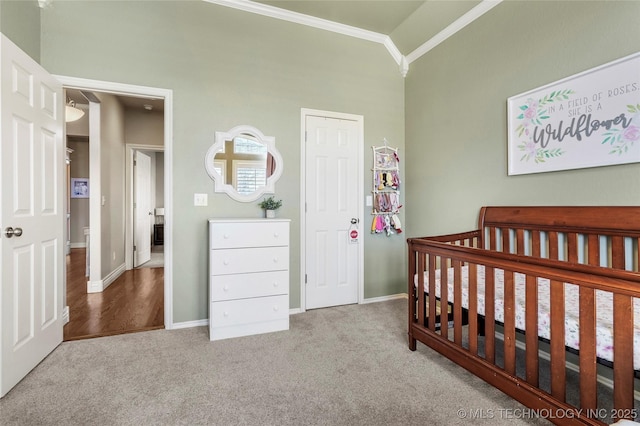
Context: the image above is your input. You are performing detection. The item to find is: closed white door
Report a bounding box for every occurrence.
[0,35,64,397]
[134,151,152,267]
[305,115,360,309]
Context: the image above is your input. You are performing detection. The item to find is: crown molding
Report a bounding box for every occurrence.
[406,0,503,65]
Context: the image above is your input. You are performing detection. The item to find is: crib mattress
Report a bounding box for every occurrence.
[415,265,640,370]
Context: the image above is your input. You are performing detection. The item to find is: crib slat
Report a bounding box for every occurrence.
[408,246,417,350]
[532,230,541,258]
[503,270,516,375]
[578,286,597,410]
[502,228,510,253]
[587,234,599,267]
[525,274,539,387]
[516,229,525,256]
[611,235,624,271]
[613,293,634,416]
[453,260,462,345]
[567,232,578,263]
[440,258,448,338]
[468,263,478,355]
[418,253,426,329]
[549,231,559,260]
[550,279,566,401]
[489,227,497,251]
[485,266,495,363]
[428,255,436,332]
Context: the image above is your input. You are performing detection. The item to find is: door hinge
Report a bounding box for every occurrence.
[133,245,137,251]
[134,160,137,166]
[305,274,307,284]
[134,202,136,208]
[304,131,307,142]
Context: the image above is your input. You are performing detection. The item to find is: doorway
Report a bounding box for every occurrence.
[58,75,174,336]
[300,109,364,312]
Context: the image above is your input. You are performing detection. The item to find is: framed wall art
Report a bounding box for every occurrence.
[507,52,640,175]
[71,178,90,198]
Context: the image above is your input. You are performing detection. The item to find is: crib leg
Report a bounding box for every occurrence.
[408,333,416,351]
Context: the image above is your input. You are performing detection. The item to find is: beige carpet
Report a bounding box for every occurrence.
[0,299,550,425]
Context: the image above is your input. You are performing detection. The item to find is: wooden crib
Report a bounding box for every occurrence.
[407,206,640,425]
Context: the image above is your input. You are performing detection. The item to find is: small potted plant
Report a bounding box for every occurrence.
[258,196,282,218]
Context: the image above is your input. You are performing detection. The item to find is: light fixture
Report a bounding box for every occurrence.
[65,98,85,122]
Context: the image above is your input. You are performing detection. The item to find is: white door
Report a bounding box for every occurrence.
[305,115,360,309]
[0,35,64,397]
[134,151,152,267]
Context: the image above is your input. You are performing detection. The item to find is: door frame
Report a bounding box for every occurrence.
[299,108,364,312]
[55,75,175,329]
[126,145,164,270]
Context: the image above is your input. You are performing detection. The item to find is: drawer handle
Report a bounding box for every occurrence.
[223,311,229,317]
[273,257,278,263]
[223,259,229,265]
[273,232,279,238]
[273,306,279,312]
[223,233,230,239]
[223,284,229,292]
[272,282,278,287]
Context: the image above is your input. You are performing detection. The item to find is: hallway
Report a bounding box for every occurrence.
[64,249,164,341]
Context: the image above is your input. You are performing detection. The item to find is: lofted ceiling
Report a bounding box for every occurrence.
[256,0,426,34]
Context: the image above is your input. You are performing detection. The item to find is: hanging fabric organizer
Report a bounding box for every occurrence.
[371,140,402,236]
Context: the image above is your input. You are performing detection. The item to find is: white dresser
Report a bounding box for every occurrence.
[208,218,290,341]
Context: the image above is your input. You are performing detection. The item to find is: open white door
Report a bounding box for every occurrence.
[0,34,64,397]
[134,151,152,267]
[305,115,361,309]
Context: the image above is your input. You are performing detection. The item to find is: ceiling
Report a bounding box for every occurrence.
[66,89,165,112]
[256,1,426,34]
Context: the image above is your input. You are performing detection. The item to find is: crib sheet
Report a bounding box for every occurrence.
[415,265,640,370]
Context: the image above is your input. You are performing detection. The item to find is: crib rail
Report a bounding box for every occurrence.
[407,236,640,425]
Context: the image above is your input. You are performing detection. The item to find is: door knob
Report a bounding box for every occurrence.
[4,227,22,238]
[351,218,359,224]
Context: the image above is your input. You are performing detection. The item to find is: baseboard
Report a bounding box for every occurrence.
[70,242,87,249]
[172,319,209,329]
[63,305,69,324]
[86,263,126,293]
[362,293,408,304]
[289,308,302,315]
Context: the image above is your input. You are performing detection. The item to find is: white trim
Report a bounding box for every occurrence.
[406,0,503,64]
[172,319,209,329]
[69,242,87,249]
[204,0,405,70]
[362,293,408,304]
[86,263,126,293]
[54,75,174,330]
[289,308,303,315]
[63,306,69,325]
[300,108,364,313]
[125,144,165,271]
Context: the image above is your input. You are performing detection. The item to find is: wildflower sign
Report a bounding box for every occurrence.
[507,52,640,175]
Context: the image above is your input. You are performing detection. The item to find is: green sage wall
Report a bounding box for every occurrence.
[404,1,640,237]
[40,1,406,322]
[0,0,40,62]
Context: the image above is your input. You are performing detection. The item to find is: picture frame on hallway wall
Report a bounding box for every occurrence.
[71,178,90,198]
[507,51,640,175]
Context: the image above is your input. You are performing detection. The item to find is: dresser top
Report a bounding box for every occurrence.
[208,218,290,224]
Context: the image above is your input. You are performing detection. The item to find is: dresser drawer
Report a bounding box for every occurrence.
[211,270,288,301]
[210,221,289,249]
[210,294,289,327]
[210,247,288,275]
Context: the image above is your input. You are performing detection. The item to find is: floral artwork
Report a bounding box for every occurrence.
[507,52,640,175]
[601,104,640,155]
[516,90,573,163]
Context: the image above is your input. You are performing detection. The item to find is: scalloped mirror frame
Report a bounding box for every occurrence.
[205,125,283,202]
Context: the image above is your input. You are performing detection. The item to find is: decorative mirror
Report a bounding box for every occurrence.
[205,125,283,202]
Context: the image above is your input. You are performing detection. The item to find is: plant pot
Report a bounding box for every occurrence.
[265,209,276,219]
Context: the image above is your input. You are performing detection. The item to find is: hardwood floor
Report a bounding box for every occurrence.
[64,248,164,341]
